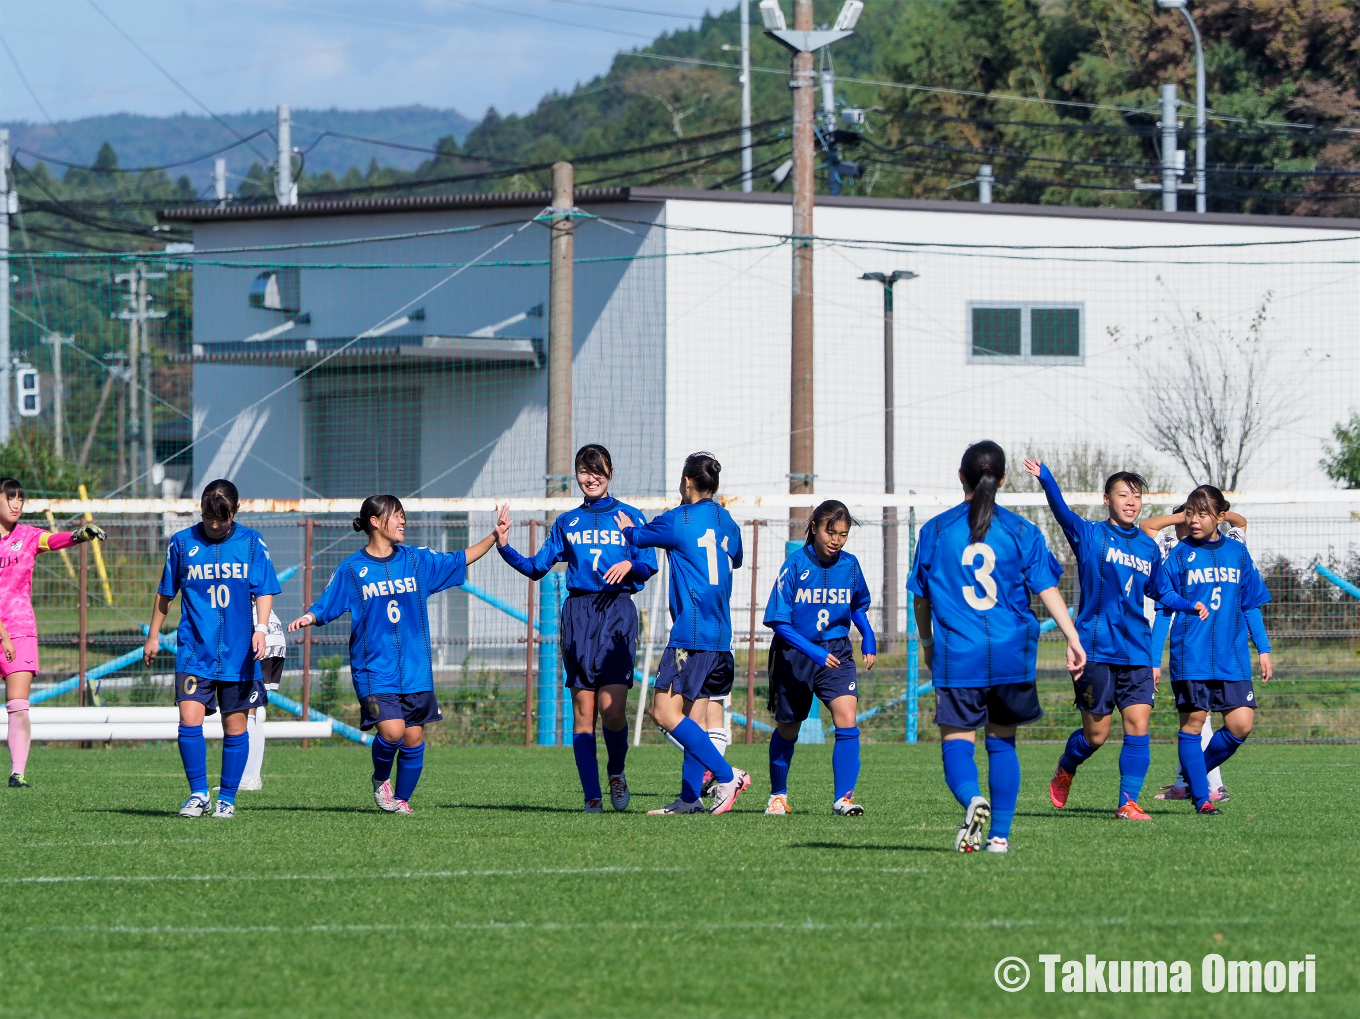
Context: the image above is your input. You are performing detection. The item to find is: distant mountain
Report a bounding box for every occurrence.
[4,106,475,196]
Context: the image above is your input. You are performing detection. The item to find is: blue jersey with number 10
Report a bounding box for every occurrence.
[907,502,1064,688]
[623,499,743,651]
[308,544,467,696]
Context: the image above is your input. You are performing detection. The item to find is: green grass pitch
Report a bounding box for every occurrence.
[0,742,1353,1017]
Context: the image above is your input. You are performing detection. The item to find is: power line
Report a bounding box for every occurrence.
[14,131,273,175]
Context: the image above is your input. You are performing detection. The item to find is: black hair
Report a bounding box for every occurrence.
[1184,484,1230,518]
[960,440,1006,543]
[200,479,239,522]
[574,443,613,479]
[353,494,404,535]
[805,500,857,545]
[0,477,24,502]
[682,451,721,495]
[1104,471,1148,497]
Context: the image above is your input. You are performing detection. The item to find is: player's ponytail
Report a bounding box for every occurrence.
[682,452,721,496]
[200,479,239,523]
[805,499,856,545]
[354,494,403,536]
[960,441,1006,543]
[1184,484,1229,519]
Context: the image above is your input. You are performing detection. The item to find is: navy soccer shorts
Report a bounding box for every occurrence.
[560,591,637,691]
[1072,663,1155,715]
[768,636,857,725]
[933,681,1043,730]
[175,674,266,716]
[356,690,444,731]
[1171,679,1256,714]
[654,648,734,701]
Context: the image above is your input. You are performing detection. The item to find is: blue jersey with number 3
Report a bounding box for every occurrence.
[623,499,743,651]
[907,502,1064,688]
[158,522,281,683]
[308,544,467,695]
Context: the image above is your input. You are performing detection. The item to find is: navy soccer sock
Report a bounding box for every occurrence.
[218,731,250,805]
[669,716,734,784]
[768,730,796,796]
[941,738,981,808]
[395,742,425,802]
[832,726,861,802]
[985,735,1020,840]
[177,724,208,796]
[601,725,629,777]
[572,733,602,803]
[1178,730,1212,807]
[1204,728,1245,773]
[371,735,401,783]
[1118,733,1151,806]
[1058,729,1098,774]
[680,752,706,803]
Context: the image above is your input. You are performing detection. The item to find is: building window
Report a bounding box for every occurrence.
[968,302,1084,364]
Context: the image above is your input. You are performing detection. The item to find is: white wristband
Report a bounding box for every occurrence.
[254,624,268,634]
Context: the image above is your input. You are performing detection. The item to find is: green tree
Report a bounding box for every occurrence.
[1321,412,1360,488]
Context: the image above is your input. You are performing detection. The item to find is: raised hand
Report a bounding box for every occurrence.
[73,523,107,543]
[495,504,512,548]
[1022,458,1043,478]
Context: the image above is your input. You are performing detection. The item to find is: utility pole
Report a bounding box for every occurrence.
[114,266,167,494]
[740,0,753,192]
[1158,0,1206,213]
[214,157,228,207]
[140,271,155,496]
[0,129,10,446]
[275,105,297,206]
[41,334,73,459]
[1160,84,1179,213]
[978,164,994,203]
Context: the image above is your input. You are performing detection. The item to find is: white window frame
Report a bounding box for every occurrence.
[966,301,1085,365]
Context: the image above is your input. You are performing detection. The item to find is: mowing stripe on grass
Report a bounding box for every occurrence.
[0,866,683,885]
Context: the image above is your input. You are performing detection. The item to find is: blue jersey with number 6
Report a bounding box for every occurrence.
[623,499,743,651]
[307,544,467,695]
[158,522,281,683]
[906,502,1064,687]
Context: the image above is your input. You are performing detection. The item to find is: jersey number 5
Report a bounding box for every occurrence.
[697,529,720,585]
[961,543,998,611]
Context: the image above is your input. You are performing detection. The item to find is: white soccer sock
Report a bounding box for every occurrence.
[1203,715,1223,789]
[707,728,729,758]
[241,706,266,785]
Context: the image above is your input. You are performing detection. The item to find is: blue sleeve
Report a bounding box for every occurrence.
[308,566,353,626]
[421,547,468,594]
[1243,607,1271,653]
[1019,523,1064,594]
[1151,610,1171,665]
[625,512,677,551]
[496,523,564,581]
[906,523,934,599]
[771,622,828,665]
[1239,557,1272,611]
[1038,464,1090,554]
[851,566,872,614]
[1151,557,1197,613]
[252,538,281,597]
[763,561,795,628]
[157,538,180,598]
[627,511,658,580]
[727,517,744,571]
[851,608,876,656]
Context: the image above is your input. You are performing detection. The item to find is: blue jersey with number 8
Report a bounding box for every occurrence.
[308,544,467,695]
[907,502,1064,688]
[623,499,743,651]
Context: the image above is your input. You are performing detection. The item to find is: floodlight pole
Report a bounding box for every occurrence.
[275,105,297,206]
[1160,84,1179,213]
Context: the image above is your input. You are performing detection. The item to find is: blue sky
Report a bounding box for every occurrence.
[0,0,720,124]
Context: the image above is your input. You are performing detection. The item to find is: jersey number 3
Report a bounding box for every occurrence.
[961,543,998,611]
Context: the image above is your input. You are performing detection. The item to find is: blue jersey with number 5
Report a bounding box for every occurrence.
[906,502,1063,688]
[623,499,743,651]
[158,522,281,683]
[307,544,467,695]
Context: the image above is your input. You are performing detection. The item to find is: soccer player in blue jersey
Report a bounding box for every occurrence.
[289,494,498,813]
[1024,459,1201,821]
[494,444,657,812]
[614,452,751,815]
[144,480,280,819]
[1150,485,1272,815]
[763,500,875,816]
[908,442,1087,853]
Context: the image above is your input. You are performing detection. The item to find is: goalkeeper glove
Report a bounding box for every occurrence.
[72,523,107,543]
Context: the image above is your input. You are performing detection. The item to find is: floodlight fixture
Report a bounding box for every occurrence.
[759,0,786,31]
[833,0,863,31]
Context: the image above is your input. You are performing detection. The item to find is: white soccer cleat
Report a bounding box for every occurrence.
[765,794,791,815]
[708,768,751,815]
[984,836,1010,854]
[647,798,705,815]
[392,798,414,814]
[832,795,864,816]
[608,774,631,811]
[584,798,604,813]
[373,777,398,812]
[701,770,718,799]
[238,777,263,792]
[210,800,235,819]
[179,793,211,818]
[954,795,990,853]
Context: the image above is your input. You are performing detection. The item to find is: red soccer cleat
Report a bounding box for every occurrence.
[1116,800,1152,821]
[1049,765,1074,808]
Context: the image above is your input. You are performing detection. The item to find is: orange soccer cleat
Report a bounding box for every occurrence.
[1116,800,1152,821]
[1049,765,1075,808]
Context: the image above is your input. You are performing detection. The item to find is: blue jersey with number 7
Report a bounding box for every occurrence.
[622,499,743,651]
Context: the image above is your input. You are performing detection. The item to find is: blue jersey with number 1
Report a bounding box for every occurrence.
[307,544,467,696]
[623,499,743,651]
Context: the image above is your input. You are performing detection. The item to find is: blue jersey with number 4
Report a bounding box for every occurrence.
[158,522,281,683]
[308,544,467,695]
[623,499,743,651]
[498,495,657,593]
[907,502,1064,688]
[1152,535,1271,683]
[764,545,871,642]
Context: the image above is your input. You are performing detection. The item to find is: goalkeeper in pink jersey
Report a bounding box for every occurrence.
[0,477,106,787]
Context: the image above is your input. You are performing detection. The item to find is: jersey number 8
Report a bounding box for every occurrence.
[961,543,998,611]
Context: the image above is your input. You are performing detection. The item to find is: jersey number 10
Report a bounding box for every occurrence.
[206,584,231,609]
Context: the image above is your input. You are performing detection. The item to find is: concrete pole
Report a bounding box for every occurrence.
[881,281,898,651]
[546,161,574,498]
[1182,11,1207,213]
[124,269,140,484]
[0,129,10,446]
[740,0,752,193]
[140,272,154,497]
[978,164,994,204]
[789,0,816,539]
[276,105,295,206]
[214,157,227,207]
[43,335,69,458]
[1161,84,1179,213]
